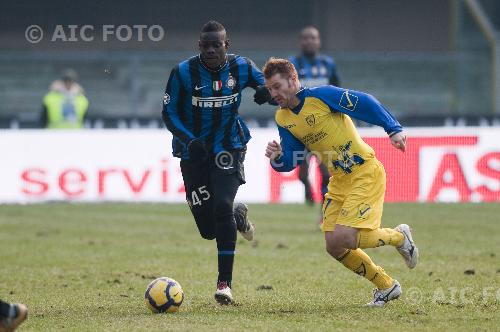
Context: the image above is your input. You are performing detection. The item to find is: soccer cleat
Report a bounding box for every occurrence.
[365,280,402,307]
[234,203,255,241]
[395,224,419,269]
[214,281,233,305]
[0,303,28,332]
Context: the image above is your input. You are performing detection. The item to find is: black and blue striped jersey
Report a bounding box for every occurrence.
[162,54,264,159]
[288,54,340,88]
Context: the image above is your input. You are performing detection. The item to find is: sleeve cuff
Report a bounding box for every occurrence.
[387,127,403,137]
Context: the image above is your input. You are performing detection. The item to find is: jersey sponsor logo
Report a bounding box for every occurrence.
[302,130,328,145]
[305,114,316,127]
[192,93,239,108]
[357,203,371,219]
[332,141,365,174]
[194,85,208,91]
[163,93,170,105]
[226,75,236,89]
[339,90,359,112]
[213,80,223,91]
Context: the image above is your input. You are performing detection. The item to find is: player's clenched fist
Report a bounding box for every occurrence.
[265,140,282,160]
[390,131,407,152]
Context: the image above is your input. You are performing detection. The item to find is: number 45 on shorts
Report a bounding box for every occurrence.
[189,185,211,207]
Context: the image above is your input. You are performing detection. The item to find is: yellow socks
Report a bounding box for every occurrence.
[337,248,394,289]
[357,228,404,248]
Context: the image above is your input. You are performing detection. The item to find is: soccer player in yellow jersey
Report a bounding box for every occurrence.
[263,58,419,307]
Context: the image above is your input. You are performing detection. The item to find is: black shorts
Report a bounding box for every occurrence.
[180,149,246,237]
[180,148,246,188]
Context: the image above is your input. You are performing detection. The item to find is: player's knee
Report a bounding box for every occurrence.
[326,242,345,258]
[326,233,356,257]
[193,215,216,240]
[341,235,358,249]
[332,228,358,249]
[213,199,233,220]
[198,228,216,240]
[325,237,344,258]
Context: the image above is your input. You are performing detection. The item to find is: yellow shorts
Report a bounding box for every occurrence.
[321,158,386,232]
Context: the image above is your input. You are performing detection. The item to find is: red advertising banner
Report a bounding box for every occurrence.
[1,128,498,203]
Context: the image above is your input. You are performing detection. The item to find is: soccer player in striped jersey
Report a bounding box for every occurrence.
[161,20,275,304]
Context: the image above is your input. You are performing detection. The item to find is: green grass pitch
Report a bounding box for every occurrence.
[0,203,499,331]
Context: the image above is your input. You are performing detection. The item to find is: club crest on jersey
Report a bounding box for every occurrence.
[339,90,358,112]
[305,114,316,127]
[226,75,236,89]
[332,141,365,174]
[213,80,223,91]
[163,93,170,105]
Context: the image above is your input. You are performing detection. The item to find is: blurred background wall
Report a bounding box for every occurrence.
[0,0,499,128]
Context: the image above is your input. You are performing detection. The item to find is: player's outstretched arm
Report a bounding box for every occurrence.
[243,57,277,105]
[311,86,405,151]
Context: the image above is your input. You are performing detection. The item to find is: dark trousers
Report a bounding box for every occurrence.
[180,149,246,284]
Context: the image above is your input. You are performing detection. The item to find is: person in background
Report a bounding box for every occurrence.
[40,69,89,129]
[289,26,340,219]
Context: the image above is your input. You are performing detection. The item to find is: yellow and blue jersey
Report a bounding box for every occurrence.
[288,54,340,87]
[272,86,402,176]
[162,54,264,159]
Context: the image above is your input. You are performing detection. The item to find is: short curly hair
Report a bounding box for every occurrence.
[201,20,226,33]
[262,57,298,80]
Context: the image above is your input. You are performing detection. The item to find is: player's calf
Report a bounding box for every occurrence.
[357,228,404,248]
